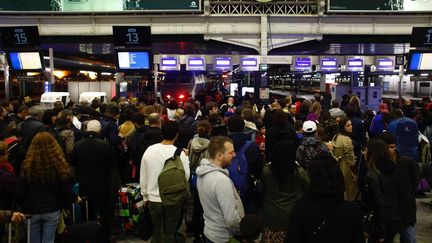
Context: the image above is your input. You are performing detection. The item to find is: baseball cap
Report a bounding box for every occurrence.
[303,121,317,133]
[380,103,389,113]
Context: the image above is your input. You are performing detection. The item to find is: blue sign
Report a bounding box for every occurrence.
[117,51,150,70]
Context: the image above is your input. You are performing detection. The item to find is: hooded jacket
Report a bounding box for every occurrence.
[188,136,210,171]
[196,159,245,242]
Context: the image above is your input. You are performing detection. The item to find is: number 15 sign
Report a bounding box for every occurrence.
[113,26,151,47]
[0,26,40,49]
[411,27,432,48]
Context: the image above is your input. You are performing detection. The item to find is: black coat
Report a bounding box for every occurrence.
[395,155,419,227]
[364,160,403,238]
[71,132,117,196]
[16,176,76,215]
[286,193,363,243]
[176,115,196,149]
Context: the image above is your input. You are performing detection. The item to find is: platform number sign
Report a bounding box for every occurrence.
[0,26,40,49]
[411,27,432,47]
[113,26,151,47]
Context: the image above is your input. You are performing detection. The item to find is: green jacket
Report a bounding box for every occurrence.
[261,164,309,230]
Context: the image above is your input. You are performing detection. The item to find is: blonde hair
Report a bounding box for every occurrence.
[309,101,322,115]
[119,121,136,137]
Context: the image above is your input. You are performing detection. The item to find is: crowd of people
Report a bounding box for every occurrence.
[0,89,430,243]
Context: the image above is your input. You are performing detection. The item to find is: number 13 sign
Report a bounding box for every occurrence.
[113,26,151,47]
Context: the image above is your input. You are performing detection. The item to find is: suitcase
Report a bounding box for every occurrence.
[65,197,103,243]
[117,183,152,240]
[7,214,31,243]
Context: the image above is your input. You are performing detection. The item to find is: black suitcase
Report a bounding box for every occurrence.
[65,198,103,243]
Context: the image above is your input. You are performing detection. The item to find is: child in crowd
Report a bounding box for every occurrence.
[294,120,304,141]
[230,215,263,243]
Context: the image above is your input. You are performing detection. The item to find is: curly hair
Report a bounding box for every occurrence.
[21,132,70,184]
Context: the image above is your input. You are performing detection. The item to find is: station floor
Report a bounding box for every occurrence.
[117,193,432,243]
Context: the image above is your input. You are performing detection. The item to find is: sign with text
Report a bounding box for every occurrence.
[113,26,151,47]
[0,26,40,49]
[328,0,432,12]
[0,0,201,13]
[411,27,432,47]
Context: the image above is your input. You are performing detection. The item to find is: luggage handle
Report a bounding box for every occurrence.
[8,214,31,243]
[72,197,89,223]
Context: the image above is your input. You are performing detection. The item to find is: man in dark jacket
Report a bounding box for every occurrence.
[71,120,117,242]
[100,103,121,147]
[128,113,147,182]
[227,115,263,214]
[176,102,196,149]
[14,106,45,174]
[377,132,419,243]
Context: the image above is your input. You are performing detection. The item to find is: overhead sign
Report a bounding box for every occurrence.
[214,57,232,71]
[294,57,312,71]
[347,58,364,71]
[113,26,151,47]
[0,26,40,49]
[411,27,432,48]
[0,0,201,12]
[160,56,180,71]
[186,56,206,71]
[328,0,432,12]
[240,57,259,71]
[320,57,338,71]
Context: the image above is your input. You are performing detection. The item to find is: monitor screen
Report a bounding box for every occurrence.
[321,58,338,69]
[295,57,311,68]
[348,59,363,68]
[8,52,43,70]
[408,52,432,71]
[117,51,150,70]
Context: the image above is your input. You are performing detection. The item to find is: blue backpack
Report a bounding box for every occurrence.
[227,140,252,198]
[389,118,419,162]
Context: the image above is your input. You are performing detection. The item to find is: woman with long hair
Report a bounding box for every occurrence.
[306,101,322,124]
[261,140,309,242]
[332,117,358,201]
[16,132,79,243]
[286,153,363,243]
[363,139,403,243]
[54,109,75,161]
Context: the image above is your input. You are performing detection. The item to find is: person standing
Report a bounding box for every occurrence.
[377,132,419,243]
[286,153,363,243]
[332,117,358,201]
[71,120,116,242]
[261,140,309,242]
[16,132,79,243]
[140,121,190,242]
[196,136,245,243]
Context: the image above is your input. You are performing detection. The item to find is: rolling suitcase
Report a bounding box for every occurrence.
[65,197,102,243]
[7,214,31,243]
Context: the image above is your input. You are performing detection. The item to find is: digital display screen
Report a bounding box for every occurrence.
[321,58,338,70]
[241,58,257,67]
[188,58,204,66]
[348,59,363,68]
[409,53,432,71]
[8,52,43,70]
[215,58,231,67]
[117,51,150,70]
[377,59,394,69]
[295,58,311,68]
[161,57,177,66]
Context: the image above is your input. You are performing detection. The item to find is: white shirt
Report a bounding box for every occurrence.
[140,143,190,202]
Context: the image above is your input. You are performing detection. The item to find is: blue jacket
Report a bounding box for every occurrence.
[369,113,385,138]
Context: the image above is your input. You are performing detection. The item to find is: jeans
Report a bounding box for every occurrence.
[30,210,60,243]
[400,225,417,243]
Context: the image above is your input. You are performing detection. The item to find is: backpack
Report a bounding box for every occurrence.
[187,139,210,188]
[296,138,329,173]
[392,118,419,162]
[52,128,68,158]
[158,148,190,206]
[227,140,252,198]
